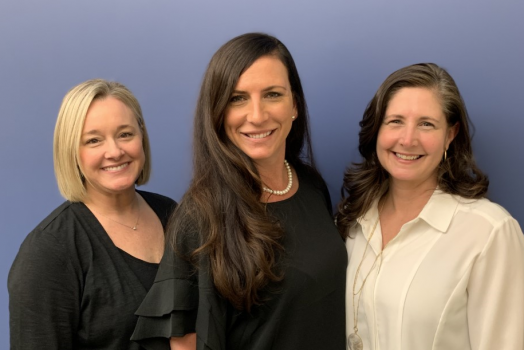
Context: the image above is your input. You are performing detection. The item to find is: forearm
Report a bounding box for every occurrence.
[170,333,196,350]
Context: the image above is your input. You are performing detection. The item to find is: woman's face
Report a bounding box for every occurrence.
[376,87,457,189]
[224,55,297,167]
[78,97,145,197]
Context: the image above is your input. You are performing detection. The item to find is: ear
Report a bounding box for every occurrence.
[290,94,298,120]
[445,122,459,149]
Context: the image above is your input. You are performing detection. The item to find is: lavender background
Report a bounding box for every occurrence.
[1,0,523,347]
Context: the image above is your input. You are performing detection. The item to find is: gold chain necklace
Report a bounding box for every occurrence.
[89,196,141,231]
[348,200,386,350]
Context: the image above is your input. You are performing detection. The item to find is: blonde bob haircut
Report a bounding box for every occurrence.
[53,79,151,202]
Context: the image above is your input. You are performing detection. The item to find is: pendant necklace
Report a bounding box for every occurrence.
[89,195,140,231]
[349,200,386,350]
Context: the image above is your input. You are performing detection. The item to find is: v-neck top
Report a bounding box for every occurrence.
[8,190,176,350]
[118,247,159,290]
[345,190,524,350]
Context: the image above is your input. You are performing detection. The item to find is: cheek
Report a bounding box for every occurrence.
[223,112,239,132]
[280,102,295,119]
[426,135,447,153]
[136,142,146,159]
[223,123,235,143]
[376,130,393,150]
[78,149,91,169]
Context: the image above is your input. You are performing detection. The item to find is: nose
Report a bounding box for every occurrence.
[246,99,268,125]
[104,139,124,159]
[400,125,418,147]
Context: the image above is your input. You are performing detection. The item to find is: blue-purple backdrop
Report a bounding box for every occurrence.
[2,1,523,347]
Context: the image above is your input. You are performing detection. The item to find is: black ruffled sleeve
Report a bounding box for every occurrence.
[131,227,228,350]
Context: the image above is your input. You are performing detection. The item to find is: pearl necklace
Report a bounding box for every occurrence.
[262,160,293,196]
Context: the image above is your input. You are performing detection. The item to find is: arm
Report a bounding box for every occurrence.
[132,223,203,349]
[8,232,79,349]
[467,217,524,350]
[170,333,197,350]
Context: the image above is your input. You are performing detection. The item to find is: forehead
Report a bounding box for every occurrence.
[83,97,137,129]
[235,55,290,89]
[386,87,444,117]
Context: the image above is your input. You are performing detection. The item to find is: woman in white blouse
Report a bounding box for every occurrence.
[336,63,524,350]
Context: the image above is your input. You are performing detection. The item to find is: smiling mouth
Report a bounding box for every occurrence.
[102,162,129,171]
[244,130,273,139]
[395,152,422,160]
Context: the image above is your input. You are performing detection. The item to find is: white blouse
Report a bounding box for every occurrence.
[345,190,524,350]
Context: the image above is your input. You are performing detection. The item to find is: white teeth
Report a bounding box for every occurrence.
[246,131,272,139]
[395,153,421,160]
[103,163,128,171]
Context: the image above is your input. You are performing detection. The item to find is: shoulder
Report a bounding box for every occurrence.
[137,190,177,208]
[449,196,523,248]
[294,163,332,209]
[138,190,177,224]
[295,164,329,195]
[9,201,87,281]
[24,201,84,247]
[454,196,514,227]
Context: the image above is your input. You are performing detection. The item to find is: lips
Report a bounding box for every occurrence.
[102,162,129,171]
[243,130,274,139]
[395,152,422,160]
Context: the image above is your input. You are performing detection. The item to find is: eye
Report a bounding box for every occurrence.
[265,91,282,99]
[119,132,134,138]
[85,138,100,145]
[386,119,402,125]
[229,95,246,104]
[420,121,435,128]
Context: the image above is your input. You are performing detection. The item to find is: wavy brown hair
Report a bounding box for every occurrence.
[170,33,317,311]
[336,63,489,238]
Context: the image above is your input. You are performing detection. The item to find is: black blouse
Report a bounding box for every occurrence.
[9,190,176,350]
[132,169,347,349]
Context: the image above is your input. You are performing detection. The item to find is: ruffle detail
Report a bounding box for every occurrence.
[131,277,198,349]
[131,229,227,350]
[136,277,198,317]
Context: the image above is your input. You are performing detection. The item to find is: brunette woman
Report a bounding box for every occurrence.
[132,33,347,350]
[337,63,524,350]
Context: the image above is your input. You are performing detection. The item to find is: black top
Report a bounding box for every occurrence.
[8,190,176,350]
[119,248,161,291]
[131,169,347,349]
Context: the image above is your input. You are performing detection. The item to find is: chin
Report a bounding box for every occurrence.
[105,181,137,193]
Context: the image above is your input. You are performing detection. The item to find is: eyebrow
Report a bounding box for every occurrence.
[384,115,441,123]
[82,124,135,136]
[232,85,288,94]
[419,116,441,123]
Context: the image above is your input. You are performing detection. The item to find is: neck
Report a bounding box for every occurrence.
[83,187,138,214]
[255,157,288,190]
[383,178,436,219]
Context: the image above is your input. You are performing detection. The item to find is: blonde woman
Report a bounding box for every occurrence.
[9,79,176,349]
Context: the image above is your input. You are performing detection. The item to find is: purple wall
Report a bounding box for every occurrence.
[1,0,523,347]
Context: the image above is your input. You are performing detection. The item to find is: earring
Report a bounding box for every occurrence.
[444,150,448,161]
[291,115,296,120]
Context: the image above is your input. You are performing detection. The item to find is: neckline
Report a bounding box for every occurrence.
[265,169,301,205]
[76,190,160,294]
[117,247,159,266]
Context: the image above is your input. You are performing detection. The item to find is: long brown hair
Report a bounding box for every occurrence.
[336,63,489,238]
[170,33,317,311]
